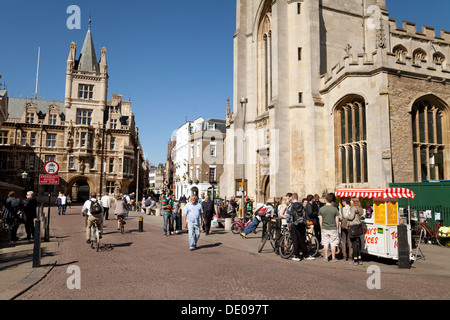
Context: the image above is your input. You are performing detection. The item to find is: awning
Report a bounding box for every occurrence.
[335,188,416,199]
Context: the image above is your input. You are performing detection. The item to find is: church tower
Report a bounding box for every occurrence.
[223,0,450,203]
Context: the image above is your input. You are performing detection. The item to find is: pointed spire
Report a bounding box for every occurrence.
[78,17,99,73]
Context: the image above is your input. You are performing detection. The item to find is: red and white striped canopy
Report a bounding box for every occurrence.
[335,188,416,199]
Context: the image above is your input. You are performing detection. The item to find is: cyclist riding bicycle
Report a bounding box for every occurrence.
[82,192,104,244]
[112,194,128,231]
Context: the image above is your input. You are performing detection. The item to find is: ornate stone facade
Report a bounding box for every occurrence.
[223,0,450,203]
[0,25,147,202]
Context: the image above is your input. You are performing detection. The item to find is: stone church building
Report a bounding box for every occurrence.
[0,22,146,202]
[223,0,450,203]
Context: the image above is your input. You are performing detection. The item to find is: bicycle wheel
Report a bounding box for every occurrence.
[231,223,242,234]
[305,232,319,257]
[120,222,125,234]
[258,232,270,253]
[90,226,95,249]
[435,226,445,246]
[267,227,278,252]
[95,226,100,251]
[279,233,293,259]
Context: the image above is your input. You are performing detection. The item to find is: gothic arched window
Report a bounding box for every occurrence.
[257,3,272,114]
[335,96,368,185]
[412,97,448,181]
[393,45,407,63]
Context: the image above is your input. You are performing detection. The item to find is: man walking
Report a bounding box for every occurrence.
[23,191,37,240]
[319,194,340,262]
[183,196,204,251]
[162,194,174,236]
[101,193,111,220]
[201,195,215,235]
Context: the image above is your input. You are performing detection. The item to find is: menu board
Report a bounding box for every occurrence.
[374,201,386,224]
[386,201,398,225]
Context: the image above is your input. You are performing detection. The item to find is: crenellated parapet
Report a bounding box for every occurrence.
[320,19,450,93]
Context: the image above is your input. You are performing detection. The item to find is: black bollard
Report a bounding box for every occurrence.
[397,224,411,269]
[32,206,42,268]
[139,216,143,232]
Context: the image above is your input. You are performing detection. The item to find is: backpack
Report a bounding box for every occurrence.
[290,202,305,226]
[90,200,103,215]
[255,206,268,217]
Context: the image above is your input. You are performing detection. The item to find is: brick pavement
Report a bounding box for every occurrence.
[1,204,450,300]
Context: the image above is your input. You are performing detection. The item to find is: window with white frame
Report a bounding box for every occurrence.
[21,132,27,146]
[26,113,34,124]
[69,157,75,169]
[210,142,217,157]
[46,134,57,148]
[76,109,92,125]
[209,166,216,182]
[78,84,94,100]
[0,131,8,145]
[48,114,57,125]
[110,119,118,129]
[30,133,36,146]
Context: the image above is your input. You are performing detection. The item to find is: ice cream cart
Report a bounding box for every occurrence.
[335,188,416,261]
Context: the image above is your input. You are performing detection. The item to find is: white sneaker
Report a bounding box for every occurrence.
[291,257,301,261]
[305,256,315,261]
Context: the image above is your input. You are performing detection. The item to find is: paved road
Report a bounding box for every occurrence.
[15,205,450,301]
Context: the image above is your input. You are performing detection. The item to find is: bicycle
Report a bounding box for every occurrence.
[278,226,320,259]
[90,220,101,251]
[231,216,254,234]
[118,216,126,234]
[413,220,447,247]
[258,219,284,254]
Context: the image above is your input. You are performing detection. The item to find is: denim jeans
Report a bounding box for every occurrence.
[243,218,260,235]
[187,220,200,249]
[163,213,173,234]
[173,213,180,232]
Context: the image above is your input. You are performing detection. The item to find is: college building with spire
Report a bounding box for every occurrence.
[0,21,148,201]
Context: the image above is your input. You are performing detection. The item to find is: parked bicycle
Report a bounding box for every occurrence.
[258,219,286,256]
[278,225,320,259]
[231,216,255,235]
[413,220,448,247]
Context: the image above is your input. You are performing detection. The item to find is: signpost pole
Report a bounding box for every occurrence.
[45,192,50,242]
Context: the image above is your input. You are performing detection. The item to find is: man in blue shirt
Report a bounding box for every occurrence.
[183,196,204,251]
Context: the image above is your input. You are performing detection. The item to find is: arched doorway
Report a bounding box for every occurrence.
[67,176,93,203]
[191,187,199,197]
[74,180,90,203]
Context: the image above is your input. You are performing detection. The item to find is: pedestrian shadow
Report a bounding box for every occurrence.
[196,242,222,250]
[100,242,134,251]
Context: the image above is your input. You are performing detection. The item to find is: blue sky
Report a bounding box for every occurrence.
[1,0,449,165]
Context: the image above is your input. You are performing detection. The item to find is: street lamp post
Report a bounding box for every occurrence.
[240,97,248,222]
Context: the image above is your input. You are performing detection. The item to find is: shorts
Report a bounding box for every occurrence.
[321,229,339,247]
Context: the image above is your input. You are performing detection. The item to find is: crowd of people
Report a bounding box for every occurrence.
[1,191,38,241]
[235,192,366,265]
[1,187,366,264]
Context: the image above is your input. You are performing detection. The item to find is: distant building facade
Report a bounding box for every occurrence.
[187,118,226,199]
[0,23,146,202]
